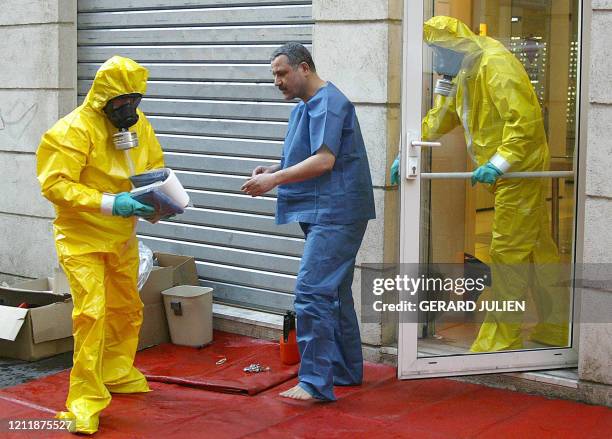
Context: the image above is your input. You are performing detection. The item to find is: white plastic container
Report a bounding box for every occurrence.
[156,169,190,208]
[161,286,213,347]
[130,168,190,209]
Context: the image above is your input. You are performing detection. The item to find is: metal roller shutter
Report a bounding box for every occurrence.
[77,0,313,312]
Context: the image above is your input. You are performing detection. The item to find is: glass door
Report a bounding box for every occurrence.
[398,0,581,378]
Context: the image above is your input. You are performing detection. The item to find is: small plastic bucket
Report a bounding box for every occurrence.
[161,286,213,347]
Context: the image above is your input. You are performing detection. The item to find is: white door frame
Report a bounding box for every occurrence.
[397,0,583,379]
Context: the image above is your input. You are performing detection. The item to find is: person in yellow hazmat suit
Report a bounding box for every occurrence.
[36,56,165,434]
[391,16,569,352]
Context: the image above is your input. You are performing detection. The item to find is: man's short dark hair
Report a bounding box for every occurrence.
[271,42,316,72]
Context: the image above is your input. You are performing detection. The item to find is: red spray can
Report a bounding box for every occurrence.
[280,310,300,365]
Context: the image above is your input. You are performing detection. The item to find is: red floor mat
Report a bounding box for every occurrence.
[135,331,299,395]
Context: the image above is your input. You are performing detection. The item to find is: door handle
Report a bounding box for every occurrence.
[410,140,442,148]
[405,139,442,180]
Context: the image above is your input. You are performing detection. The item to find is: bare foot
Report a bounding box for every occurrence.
[279,384,314,400]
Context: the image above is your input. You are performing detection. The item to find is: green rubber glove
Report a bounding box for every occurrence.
[471,162,503,186]
[112,192,155,218]
[390,154,400,185]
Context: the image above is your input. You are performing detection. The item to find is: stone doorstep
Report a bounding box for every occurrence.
[460,370,608,407]
[509,369,579,388]
[212,303,284,342]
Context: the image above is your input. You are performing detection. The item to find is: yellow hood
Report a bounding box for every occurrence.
[84,56,148,111]
[424,16,484,54]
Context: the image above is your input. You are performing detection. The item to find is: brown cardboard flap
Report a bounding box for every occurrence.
[0,306,28,341]
[138,302,170,350]
[0,288,66,308]
[0,277,74,361]
[29,300,73,344]
[155,253,198,286]
[140,266,174,305]
[139,253,198,306]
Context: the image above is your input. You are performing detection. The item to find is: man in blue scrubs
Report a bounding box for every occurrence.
[242,42,375,401]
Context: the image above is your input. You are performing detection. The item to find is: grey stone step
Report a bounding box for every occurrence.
[213,303,283,341]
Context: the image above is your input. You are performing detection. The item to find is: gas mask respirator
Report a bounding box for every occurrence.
[431,45,465,97]
[103,93,142,150]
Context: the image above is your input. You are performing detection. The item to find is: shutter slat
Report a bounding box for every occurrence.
[79,0,309,12]
[78,6,312,29]
[78,25,311,45]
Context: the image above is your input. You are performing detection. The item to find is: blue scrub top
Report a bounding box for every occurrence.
[275,82,376,225]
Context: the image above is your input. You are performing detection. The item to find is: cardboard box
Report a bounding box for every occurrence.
[138,253,199,350]
[0,274,73,361]
[0,253,197,359]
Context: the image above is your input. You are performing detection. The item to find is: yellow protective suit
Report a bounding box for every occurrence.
[421,16,569,352]
[36,56,164,434]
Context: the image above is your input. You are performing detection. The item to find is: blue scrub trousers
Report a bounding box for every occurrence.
[295,221,368,401]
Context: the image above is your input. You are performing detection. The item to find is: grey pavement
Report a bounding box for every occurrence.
[0,353,72,389]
